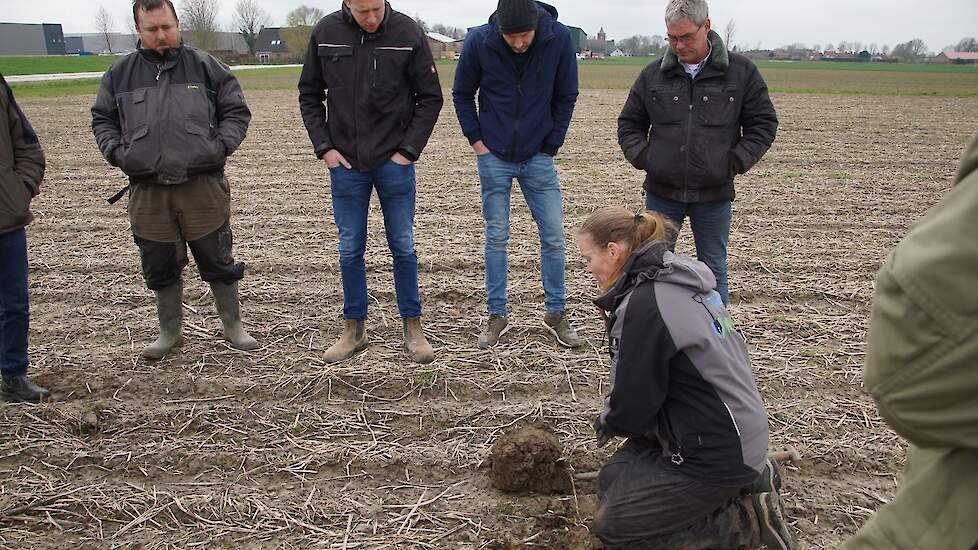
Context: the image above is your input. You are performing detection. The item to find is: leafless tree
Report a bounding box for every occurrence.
[723,19,736,51]
[95,5,115,53]
[891,38,928,62]
[282,5,324,56]
[234,0,271,55]
[180,0,221,52]
[955,37,978,52]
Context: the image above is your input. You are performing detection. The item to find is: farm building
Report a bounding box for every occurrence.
[426,32,462,59]
[0,22,66,56]
[565,26,587,53]
[64,33,138,55]
[934,51,978,64]
[187,31,250,57]
[255,27,291,63]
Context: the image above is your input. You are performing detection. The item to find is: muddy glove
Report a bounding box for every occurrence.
[593,415,612,448]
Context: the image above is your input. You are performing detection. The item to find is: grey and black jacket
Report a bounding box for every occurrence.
[91,44,251,186]
[0,73,45,235]
[617,31,778,203]
[594,241,769,486]
[298,2,443,171]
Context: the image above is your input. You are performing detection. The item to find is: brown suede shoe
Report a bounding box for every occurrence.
[403,317,434,364]
[324,319,368,363]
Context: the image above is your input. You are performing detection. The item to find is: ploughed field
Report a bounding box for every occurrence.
[1,89,974,548]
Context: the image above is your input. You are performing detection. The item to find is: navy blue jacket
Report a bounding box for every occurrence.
[452,2,579,164]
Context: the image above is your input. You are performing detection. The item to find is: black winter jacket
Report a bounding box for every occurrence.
[298,2,443,171]
[91,44,251,186]
[618,31,778,203]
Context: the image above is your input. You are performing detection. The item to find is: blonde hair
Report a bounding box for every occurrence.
[579,207,676,289]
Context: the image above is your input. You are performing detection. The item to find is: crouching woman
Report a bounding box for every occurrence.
[577,207,795,549]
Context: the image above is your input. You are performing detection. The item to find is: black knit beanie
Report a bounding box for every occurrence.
[497,0,539,34]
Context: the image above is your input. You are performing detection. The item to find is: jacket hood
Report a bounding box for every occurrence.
[593,240,717,311]
[661,29,729,73]
[954,132,978,187]
[488,1,558,28]
[342,1,392,34]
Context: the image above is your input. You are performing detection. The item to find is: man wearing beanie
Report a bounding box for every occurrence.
[453,0,581,350]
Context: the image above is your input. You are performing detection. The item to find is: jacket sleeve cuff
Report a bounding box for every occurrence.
[397,146,419,162]
[465,131,483,146]
[314,142,334,159]
[541,143,559,157]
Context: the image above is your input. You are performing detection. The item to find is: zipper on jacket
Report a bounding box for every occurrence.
[156,63,163,81]
[663,413,684,465]
[683,74,694,202]
[508,57,525,159]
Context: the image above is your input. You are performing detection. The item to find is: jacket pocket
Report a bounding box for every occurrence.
[171,82,215,124]
[318,44,354,88]
[118,125,154,176]
[0,168,32,226]
[647,85,685,125]
[184,121,224,169]
[117,88,149,141]
[371,47,412,92]
[695,85,739,127]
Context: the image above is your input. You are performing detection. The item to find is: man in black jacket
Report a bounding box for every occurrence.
[92,0,258,361]
[0,74,50,403]
[617,0,778,305]
[298,0,443,364]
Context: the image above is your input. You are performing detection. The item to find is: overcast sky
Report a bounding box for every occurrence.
[4,0,976,52]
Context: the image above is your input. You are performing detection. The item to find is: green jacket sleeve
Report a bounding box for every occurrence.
[863,132,978,450]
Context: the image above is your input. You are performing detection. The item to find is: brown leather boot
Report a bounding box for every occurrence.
[402,316,434,364]
[324,319,368,363]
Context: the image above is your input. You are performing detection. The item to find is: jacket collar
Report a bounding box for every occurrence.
[343,1,393,37]
[485,1,558,56]
[593,240,669,312]
[660,29,729,75]
[137,41,185,64]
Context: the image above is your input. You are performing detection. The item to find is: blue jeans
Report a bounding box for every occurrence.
[329,160,421,320]
[478,153,566,316]
[0,228,30,377]
[645,194,732,305]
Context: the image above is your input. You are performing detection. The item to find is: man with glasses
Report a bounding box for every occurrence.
[618,0,778,305]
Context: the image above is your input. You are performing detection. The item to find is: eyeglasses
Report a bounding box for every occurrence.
[666,23,704,46]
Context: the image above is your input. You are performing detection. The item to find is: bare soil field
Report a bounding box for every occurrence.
[1,88,975,549]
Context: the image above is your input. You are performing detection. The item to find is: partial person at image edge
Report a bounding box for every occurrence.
[841,134,978,549]
[0,72,51,403]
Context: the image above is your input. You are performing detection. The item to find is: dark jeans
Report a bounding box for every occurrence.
[329,160,421,320]
[593,438,758,549]
[0,228,29,376]
[135,221,244,290]
[645,194,732,305]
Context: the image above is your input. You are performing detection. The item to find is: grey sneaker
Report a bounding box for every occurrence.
[751,489,797,550]
[543,313,582,348]
[477,315,509,349]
